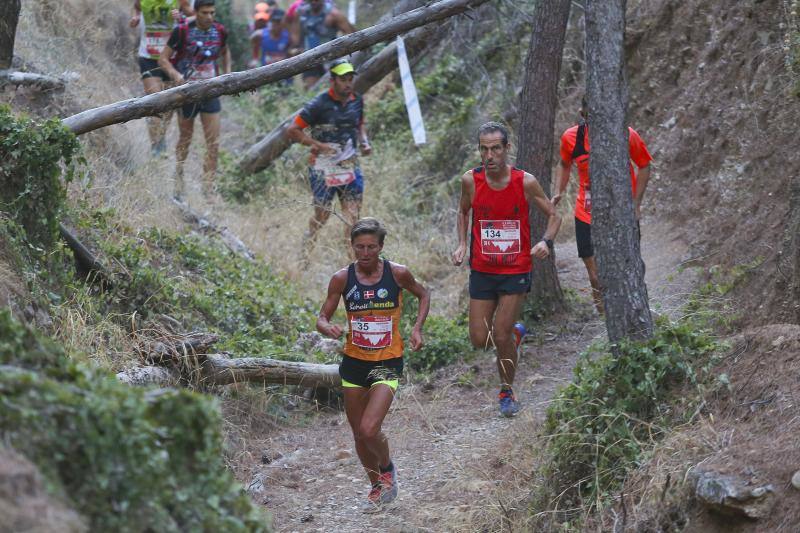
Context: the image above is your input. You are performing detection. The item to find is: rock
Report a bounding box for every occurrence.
[116,366,178,386]
[334,449,353,460]
[692,470,775,519]
[300,513,314,522]
[791,470,800,490]
[293,332,342,356]
[247,473,267,497]
[261,451,283,464]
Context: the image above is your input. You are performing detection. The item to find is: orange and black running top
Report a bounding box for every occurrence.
[470,166,532,275]
[343,260,404,362]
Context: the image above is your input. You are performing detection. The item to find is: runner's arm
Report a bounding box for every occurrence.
[286,118,337,154]
[392,265,430,351]
[524,173,561,260]
[130,0,140,27]
[221,45,232,75]
[358,118,371,155]
[317,270,347,339]
[552,158,571,207]
[451,171,474,266]
[178,0,194,16]
[633,164,651,220]
[331,9,356,34]
[158,43,184,83]
[250,30,263,65]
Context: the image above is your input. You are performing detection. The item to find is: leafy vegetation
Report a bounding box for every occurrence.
[0,105,82,247]
[0,309,268,532]
[538,317,721,523]
[404,314,477,372]
[76,209,316,356]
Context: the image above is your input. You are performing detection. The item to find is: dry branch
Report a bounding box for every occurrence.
[61,0,492,136]
[173,198,255,261]
[58,222,110,285]
[0,70,65,90]
[201,355,340,389]
[238,21,442,174]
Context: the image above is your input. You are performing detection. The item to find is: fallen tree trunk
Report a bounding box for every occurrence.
[58,222,111,285]
[62,0,492,136]
[202,355,340,389]
[0,70,65,90]
[173,198,256,261]
[239,21,442,174]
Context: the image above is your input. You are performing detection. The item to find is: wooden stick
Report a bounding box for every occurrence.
[0,69,65,91]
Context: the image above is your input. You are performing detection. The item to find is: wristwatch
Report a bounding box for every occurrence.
[542,238,554,249]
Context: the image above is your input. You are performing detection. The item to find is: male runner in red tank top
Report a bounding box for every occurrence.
[452,122,561,417]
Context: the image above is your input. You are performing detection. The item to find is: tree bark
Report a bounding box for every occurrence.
[515,0,571,317]
[585,0,653,343]
[0,0,20,70]
[62,0,492,136]
[201,355,340,388]
[172,198,255,261]
[790,159,800,323]
[239,21,442,175]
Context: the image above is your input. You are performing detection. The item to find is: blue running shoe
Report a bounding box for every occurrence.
[513,323,527,354]
[499,389,520,417]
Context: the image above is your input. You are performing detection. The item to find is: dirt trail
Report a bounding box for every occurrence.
[238,220,696,533]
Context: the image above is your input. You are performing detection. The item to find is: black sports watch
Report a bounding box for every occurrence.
[542,238,554,250]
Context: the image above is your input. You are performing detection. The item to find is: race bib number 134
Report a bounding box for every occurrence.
[480,220,521,255]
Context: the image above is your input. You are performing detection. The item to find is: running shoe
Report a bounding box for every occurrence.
[378,465,398,504]
[362,483,383,513]
[513,322,527,354]
[499,388,520,417]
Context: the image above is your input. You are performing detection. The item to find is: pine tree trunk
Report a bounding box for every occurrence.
[0,0,21,69]
[516,0,571,317]
[791,163,800,323]
[585,0,654,343]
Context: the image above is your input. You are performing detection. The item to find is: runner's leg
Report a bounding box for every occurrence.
[142,76,165,149]
[468,298,498,350]
[200,111,221,194]
[343,384,395,485]
[175,114,195,196]
[340,196,361,259]
[582,256,604,314]
[492,293,526,387]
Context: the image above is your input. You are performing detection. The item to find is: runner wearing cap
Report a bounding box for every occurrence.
[158,0,231,199]
[286,59,372,260]
[552,97,653,314]
[291,0,354,88]
[130,0,194,155]
[250,9,290,70]
[452,122,561,417]
[317,217,430,511]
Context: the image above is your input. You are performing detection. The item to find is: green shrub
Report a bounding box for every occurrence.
[81,214,315,356]
[0,309,269,532]
[401,307,476,371]
[0,105,82,247]
[542,317,720,511]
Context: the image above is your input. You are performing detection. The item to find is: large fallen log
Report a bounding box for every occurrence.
[62,0,492,136]
[58,223,109,283]
[238,21,442,174]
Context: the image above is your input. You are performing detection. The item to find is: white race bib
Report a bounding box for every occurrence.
[190,63,216,80]
[145,31,170,57]
[351,316,392,349]
[479,220,521,255]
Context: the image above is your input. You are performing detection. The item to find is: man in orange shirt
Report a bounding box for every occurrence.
[552,97,653,314]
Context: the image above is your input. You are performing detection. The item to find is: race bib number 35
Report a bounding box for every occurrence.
[480,220,521,255]
[351,316,392,349]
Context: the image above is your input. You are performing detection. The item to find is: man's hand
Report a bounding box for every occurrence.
[129,15,140,27]
[360,142,372,156]
[409,327,424,351]
[172,72,186,85]
[551,193,562,206]
[315,142,338,155]
[171,8,181,21]
[451,243,467,266]
[321,323,344,339]
[531,241,550,260]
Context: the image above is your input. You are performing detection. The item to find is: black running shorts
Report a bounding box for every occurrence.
[181,97,222,119]
[469,270,531,300]
[575,217,641,259]
[339,354,403,389]
[138,57,170,82]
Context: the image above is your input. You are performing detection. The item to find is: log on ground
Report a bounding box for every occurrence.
[0,70,65,91]
[202,355,341,389]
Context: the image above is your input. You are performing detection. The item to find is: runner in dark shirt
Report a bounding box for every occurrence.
[287,59,372,262]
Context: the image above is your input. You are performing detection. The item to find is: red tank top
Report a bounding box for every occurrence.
[470,166,532,274]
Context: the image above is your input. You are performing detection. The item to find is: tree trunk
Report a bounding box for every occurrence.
[515,0,571,317]
[201,355,340,388]
[790,160,800,324]
[584,0,653,343]
[238,21,441,175]
[0,70,65,90]
[0,0,20,69]
[62,0,491,136]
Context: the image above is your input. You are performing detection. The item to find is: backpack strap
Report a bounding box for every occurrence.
[572,123,588,159]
